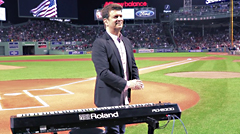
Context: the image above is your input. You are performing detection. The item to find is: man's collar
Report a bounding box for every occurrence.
[107,31,122,41]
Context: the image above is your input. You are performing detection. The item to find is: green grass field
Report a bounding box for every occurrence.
[1,52,240,134]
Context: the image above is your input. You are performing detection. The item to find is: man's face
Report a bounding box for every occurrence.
[104,10,123,32]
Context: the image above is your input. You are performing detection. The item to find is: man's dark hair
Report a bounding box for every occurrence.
[101,3,123,19]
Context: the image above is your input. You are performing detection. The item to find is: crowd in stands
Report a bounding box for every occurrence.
[0,20,170,50]
[1,1,240,52]
[123,23,169,49]
[0,20,98,43]
[173,24,240,51]
[1,19,240,52]
[175,1,240,17]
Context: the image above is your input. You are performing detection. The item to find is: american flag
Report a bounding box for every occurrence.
[0,0,4,6]
[30,0,57,18]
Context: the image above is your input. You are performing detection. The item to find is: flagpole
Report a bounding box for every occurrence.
[231,0,233,47]
[55,0,58,17]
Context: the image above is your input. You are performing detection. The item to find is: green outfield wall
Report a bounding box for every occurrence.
[0,41,50,56]
[0,41,232,56]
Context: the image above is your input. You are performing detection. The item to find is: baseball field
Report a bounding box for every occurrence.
[0,52,240,134]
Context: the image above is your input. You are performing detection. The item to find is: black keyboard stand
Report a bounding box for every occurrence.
[146,117,159,134]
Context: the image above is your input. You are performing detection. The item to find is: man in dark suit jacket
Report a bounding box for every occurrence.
[91,3,144,134]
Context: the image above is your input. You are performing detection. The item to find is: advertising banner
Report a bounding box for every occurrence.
[138,49,154,53]
[94,7,156,20]
[156,49,172,52]
[9,42,19,49]
[24,42,35,46]
[65,41,76,45]
[86,51,92,54]
[38,41,47,48]
[9,45,19,49]
[9,51,19,55]
[188,50,202,52]
[103,1,148,8]
[69,51,84,55]
[51,42,63,45]
[0,7,6,21]
[134,8,156,20]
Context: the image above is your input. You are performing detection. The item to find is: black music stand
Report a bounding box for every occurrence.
[146,117,159,134]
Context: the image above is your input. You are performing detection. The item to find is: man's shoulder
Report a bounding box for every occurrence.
[96,32,110,40]
[94,36,106,43]
[122,36,131,43]
[93,34,108,46]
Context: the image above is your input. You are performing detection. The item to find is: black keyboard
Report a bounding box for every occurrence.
[10,102,181,134]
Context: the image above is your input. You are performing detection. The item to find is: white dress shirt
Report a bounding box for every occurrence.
[107,31,129,105]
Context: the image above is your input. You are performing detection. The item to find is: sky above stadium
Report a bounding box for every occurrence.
[2,0,207,25]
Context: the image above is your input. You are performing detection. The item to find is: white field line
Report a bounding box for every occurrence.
[23,90,34,97]
[42,59,200,90]
[58,87,74,94]
[35,96,49,107]
[1,58,201,111]
[49,77,97,88]
[0,90,49,111]
[3,93,22,96]
[139,59,200,72]
[23,90,49,107]
[25,87,74,97]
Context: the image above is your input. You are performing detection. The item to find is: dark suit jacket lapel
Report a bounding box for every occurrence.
[104,32,123,71]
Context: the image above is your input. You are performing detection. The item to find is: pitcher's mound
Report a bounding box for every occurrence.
[166,71,240,78]
[0,65,25,70]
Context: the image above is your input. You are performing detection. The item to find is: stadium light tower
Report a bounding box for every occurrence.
[183,0,192,12]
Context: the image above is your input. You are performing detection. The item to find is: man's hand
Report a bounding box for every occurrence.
[127,79,144,90]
